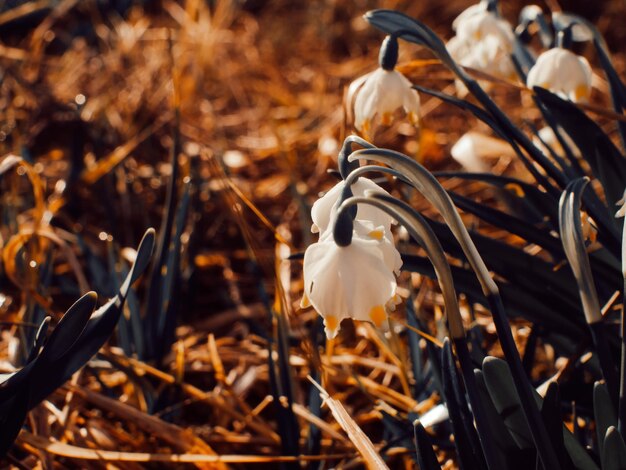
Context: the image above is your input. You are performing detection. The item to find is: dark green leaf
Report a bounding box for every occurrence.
[594,381,617,465]
[483,357,534,449]
[414,420,442,470]
[541,382,574,469]
[603,427,626,470]
[474,370,522,460]
[28,229,155,408]
[442,339,486,470]
[0,383,30,456]
[38,292,97,363]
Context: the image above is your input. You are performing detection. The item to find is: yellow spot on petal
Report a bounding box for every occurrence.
[369,305,387,328]
[381,112,393,126]
[362,119,371,135]
[324,315,339,334]
[473,31,482,40]
[368,229,384,241]
[407,111,419,126]
[300,293,311,309]
[574,84,590,102]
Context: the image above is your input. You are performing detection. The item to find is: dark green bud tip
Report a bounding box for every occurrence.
[379,35,399,71]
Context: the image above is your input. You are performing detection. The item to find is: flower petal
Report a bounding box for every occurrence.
[303,235,397,338]
[311,178,394,237]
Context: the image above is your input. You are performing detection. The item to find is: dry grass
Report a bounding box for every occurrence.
[0,0,625,468]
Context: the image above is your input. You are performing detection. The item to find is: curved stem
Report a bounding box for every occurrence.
[335,194,502,470]
[337,136,377,179]
[347,147,561,470]
[589,322,619,408]
[617,213,626,437]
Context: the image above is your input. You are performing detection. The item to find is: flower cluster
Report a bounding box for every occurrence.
[446,4,516,92]
[301,177,402,339]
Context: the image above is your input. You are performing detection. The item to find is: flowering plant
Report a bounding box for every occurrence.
[300,1,626,468]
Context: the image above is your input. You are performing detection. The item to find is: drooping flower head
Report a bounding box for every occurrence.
[450,131,514,173]
[347,35,420,137]
[454,7,514,48]
[302,234,398,339]
[526,47,592,103]
[303,166,403,339]
[446,3,516,93]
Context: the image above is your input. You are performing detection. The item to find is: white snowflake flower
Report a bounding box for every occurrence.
[446,8,516,93]
[526,48,593,103]
[301,234,397,339]
[351,68,420,136]
[454,9,514,48]
[451,131,515,172]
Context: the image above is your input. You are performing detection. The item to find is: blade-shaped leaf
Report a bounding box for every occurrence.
[442,339,486,470]
[537,88,625,242]
[483,357,599,470]
[0,383,30,456]
[38,292,97,363]
[414,85,561,196]
[594,381,617,465]
[603,426,626,470]
[483,357,534,449]
[414,420,442,470]
[28,228,155,408]
[541,382,574,469]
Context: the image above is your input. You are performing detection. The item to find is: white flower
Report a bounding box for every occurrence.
[351,68,420,135]
[451,3,488,31]
[467,35,515,78]
[310,178,394,236]
[454,9,514,48]
[446,9,516,93]
[526,48,592,103]
[301,234,397,339]
[451,131,515,172]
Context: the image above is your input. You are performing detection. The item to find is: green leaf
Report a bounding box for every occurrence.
[414,85,561,196]
[442,340,486,470]
[414,420,442,470]
[541,382,574,469]
[483,357,599,470]
[29,228,155,408]
[448,191,564,258]
[535,88,624,241]
[474,370,523,462]
[402,254,587,344]
[434,171,558,226]
[38,292,97,363]
[594,381,617,465]
[482,357,534,449]
[0,382,30,456]
[603,427,626,470]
